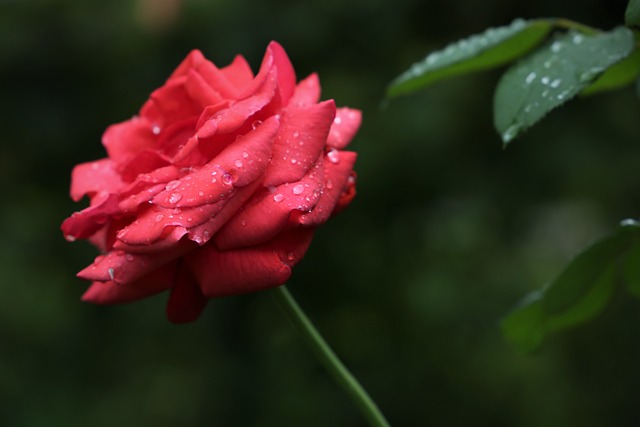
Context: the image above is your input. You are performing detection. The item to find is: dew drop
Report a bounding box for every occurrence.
[291,158,297,164]
[268,186,277,193]
[169,193,182,204]
[203,230,210,239]
[116,229,128,239]
[326,179,333,189]
[152,125,161,135]
[251,120,263,130]
[241,219,247,226]
[165,180,181,191]
[235,159,243,168]
[125,254,134,262]
[327,149,340,164]
[292,184,304,195]
[274,194,285,203]
[108,268,115,281]
[198,191,205,197]
[502,123,523,144]
[65,235,76,242]
[293,131,300,138]
[242,152,249,158]
[334,116,342,125]
[155,214,165,222]
[222,173,233,185]
[287,252,295,261]
[541,76,550,85]
[550,41,562,53]
[525,72,536,84]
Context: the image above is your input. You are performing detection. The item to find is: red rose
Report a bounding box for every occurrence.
[62,42,360,323]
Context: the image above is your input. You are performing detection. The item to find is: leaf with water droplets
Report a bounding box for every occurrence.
[626,0,640,26]
[387,19,553,97]
[494,27,635,145]
[502,219,640,352]
[582,48,640,95]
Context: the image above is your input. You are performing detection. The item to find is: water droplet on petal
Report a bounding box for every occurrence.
[165,180,181,191]
[169,193,182,204]
[334,116,342,125]
[241,219,247,226]
[108,268,115,281]
[125,254,134,262]
[274,194,285,203]
[242,152,249,158]
[293,131,299,138]
[198,191,205,197]
[65,235,76,242]
[287,252,295,261]
[117,229,128,239]
[251,120,263,130]
[326,179,333,189]
[292,184,304,195]
[155,214,165,222]
[152,125,161,135]
[327,149,340,164]
[235,159,243,168]
[222,173,233,185]
[203,230,210,239]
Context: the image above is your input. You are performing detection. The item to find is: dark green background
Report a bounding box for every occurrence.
[1,0,639,426]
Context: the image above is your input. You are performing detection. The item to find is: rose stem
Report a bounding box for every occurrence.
[272,285,391,427]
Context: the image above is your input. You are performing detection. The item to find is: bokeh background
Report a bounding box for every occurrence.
[2,0,639,425]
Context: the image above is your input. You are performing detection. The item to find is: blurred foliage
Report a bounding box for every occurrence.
[1,0,640,426]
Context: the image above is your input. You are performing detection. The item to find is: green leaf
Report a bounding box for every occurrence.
[494,27,635,145]
[501,291,546,353]
[622,221,640,298]
[541,233,628,315]
[581,48,640,95]
[387,19,552,97]
[626,0,640,26]
[502,219,640,352]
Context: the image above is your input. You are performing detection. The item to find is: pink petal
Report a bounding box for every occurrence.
[263,100,335,187]
[327,108,362,150]
[185,68,224,108]
[267,41,296,107]
[61,193,121,240]
[291,151,357,228]
[214,158,324,250]
[288,73,321,108]
[221,55,254,93]
[166,264,208,323]
[186,228,314,297]
[193,58,245,100]
[146,77,203,125]
[167,49,206,80]
[120,149,171,183]
[102,116,158,166]
[70,159,123,201]
[152,116,278,209]
[78,240,193,285]
[81,262,178,305]
[201,67,278,135]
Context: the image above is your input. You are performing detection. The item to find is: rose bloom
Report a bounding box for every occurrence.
[62,42,360,323]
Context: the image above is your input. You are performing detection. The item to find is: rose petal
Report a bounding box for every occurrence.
[214,158,324,250]
[185,68,224,108]
[167,49,206,80]
[267,41,296,107]
[69,159,123,201]
[102,116,158,166]
[221,55,254,93]
[186,228,314,297]
[152,116,278,209]
[61,193,121,240]
[327,108,362,150]
[166,263,208,323]
[288,73,321,108]
[146,77,203,126]
[81,262,178,305]
[291,151,357,228]
[78,240,193,285]
[263,100,335,187]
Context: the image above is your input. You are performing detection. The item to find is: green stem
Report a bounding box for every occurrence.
[272,285,391,427]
